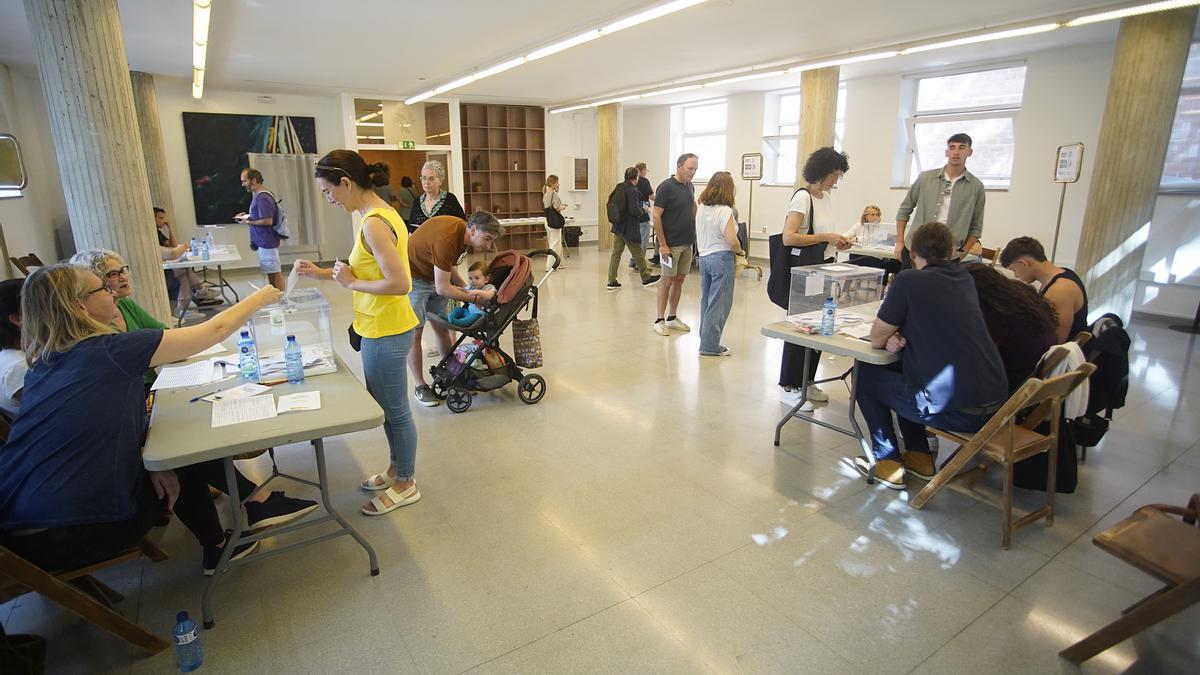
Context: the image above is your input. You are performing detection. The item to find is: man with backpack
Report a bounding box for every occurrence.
[651,153,698,335]
[235,168,286,291]
[607,167,661,291]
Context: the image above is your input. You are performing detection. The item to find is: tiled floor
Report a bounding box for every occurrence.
[4,245,1199,674]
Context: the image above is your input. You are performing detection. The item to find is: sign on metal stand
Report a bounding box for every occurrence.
[741,152,762,226]
[1051,143,1084,260]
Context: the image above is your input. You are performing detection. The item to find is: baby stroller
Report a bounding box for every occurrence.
[426,248,560,413]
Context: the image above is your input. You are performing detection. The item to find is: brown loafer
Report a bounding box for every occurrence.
[903,452,937,481]
[854,457,906,490]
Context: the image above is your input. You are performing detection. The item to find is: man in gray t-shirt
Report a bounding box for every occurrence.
[651,153,698,336]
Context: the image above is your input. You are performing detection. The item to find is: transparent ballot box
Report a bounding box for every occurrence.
[787,263,884,318]
[246,287,336,381]
[199,225,229,246]
[860,222,897,249]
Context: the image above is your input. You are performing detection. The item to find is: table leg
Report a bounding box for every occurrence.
[845,361,875,485]
[201,457,245,629]
[217,265,239,304]
[773,347,812,446]
[312,438,379,575]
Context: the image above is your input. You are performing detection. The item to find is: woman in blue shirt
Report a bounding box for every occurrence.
[0,264,286,575]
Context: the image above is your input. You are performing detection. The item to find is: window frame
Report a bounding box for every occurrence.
[761,89,800,186]
[673,98,729,184]
[1160,40,1200,194]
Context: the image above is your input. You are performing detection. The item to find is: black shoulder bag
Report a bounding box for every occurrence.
[767,188,826,310]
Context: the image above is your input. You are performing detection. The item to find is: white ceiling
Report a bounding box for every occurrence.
[0,0,1124,105]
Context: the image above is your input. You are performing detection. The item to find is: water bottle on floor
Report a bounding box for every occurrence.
[173,611,203,672]
[238,330,259,381]
[821,296,836,336]
[284,335,304,383]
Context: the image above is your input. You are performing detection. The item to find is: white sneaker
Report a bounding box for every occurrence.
[653,321,669,336]
[178,310,205,321]
[781,389,814,412]
[425,348,440,358]
[665,318,691,332]
[807,385,829,402]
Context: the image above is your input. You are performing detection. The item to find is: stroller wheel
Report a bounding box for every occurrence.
[446,387,472,413]
[517,374,546,404]
[430,379,448,400]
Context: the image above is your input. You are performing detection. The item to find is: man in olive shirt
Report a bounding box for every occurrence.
[895,133,986,269]
[651,153,698,336]
[407,212,501,406]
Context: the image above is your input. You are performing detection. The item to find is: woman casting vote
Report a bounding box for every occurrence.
[0,264,286,575]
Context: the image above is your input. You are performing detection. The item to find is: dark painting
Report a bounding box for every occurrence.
[181,113,317,225]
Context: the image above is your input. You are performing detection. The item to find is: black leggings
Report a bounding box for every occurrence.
[2,460,255,571]
[779,343,821,389]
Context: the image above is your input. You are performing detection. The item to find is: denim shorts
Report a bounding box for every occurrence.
[409,277,447,328]
[256,246,281,274]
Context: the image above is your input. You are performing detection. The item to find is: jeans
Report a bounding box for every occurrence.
[698,251,735,354]
[360,330,418,479]
[608,236,651,283]
[855,362,994,461]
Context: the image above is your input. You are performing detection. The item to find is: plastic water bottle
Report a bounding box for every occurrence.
[173,611,202,672]
[204,230,216,251]
[200,241,210,261]
[821,296,836,336]
[284,335,304,383]
[189,238,198,256]
[237,330,259,381]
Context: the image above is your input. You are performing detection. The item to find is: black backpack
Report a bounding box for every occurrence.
[1074,313,1130,447]
[606,184,624,226]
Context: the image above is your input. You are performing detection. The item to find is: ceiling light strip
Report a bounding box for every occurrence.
[1066,0,1200,26]
[403,0,710,105]
[191,0,211,99]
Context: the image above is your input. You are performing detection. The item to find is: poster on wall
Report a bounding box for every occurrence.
[181,112,317,225]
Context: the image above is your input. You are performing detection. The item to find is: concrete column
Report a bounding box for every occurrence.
[1076,8,1197,320]
[23,0,171,323]
[596,103,622,251]
[795,67,839,186]
[130,72,175,218]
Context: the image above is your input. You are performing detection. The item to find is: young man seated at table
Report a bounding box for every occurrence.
[855,222,1008,489]
[999,236,1089,344]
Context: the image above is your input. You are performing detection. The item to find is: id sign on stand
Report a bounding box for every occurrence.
[741,152,763,230]
[1051,143,1084,260]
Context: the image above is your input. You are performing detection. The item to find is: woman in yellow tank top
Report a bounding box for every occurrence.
[295,149,421,517]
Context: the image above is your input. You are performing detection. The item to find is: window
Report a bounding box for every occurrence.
[1161,42,1200,191]
[762,91,799,185]
[902,65,1026,189]
[674,100,727,181]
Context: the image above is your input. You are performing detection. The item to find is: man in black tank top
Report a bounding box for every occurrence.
[1000,236,1089,343]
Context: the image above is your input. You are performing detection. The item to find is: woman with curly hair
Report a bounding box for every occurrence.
[965,263,1059,392]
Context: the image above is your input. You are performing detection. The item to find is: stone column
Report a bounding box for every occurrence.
[23,0,171,323]
[596,103,622,251]
[1076,8,1197,320]
[796,67,840,185]
[130,72,175,218]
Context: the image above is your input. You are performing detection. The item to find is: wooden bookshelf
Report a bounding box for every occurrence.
[461,104,547,220]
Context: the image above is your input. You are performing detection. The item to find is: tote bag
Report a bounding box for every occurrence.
[512,290,543,368]
[766,188,826,310]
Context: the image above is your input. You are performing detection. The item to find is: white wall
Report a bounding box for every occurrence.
[545,108,599,242]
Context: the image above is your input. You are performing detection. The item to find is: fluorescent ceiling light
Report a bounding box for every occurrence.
[357,111,381,122]
[405,90,436,105]
[590,95,640,107]
[357,135,384,140]
[788,51,899,73]
[473,58,526,80]
[704,70,785,87]
[191,67,204,99]
[548,103,591,114]
[1067,0,1200,26]
[600,0,708,34]
[900,23,1059,54]
[192,41,207,70]
[356,121,384,127]
[193,1,211,44]
[192,1,210,99]
[433,75,476,95]
[642,84,702,98]
[527,31,601,61]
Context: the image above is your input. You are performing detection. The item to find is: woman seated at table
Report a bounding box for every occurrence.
[0,278,27,419]
[965,263,1059,392]
[844,204,901,283]
[68,248,317,529]
[0,264,302,575]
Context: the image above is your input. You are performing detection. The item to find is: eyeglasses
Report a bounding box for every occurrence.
[419,175,439,182]
[104,265,130,280]
[86,285,114,297]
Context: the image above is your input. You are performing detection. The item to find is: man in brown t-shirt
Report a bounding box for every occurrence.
[407,212,501,406]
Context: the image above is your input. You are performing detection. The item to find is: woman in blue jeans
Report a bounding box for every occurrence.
[297,149,421,516]
[694,172,746,356]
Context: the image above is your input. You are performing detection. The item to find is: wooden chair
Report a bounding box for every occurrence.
[8,253,44,277]
[910,363,1096,548]
[979,246,1000,265]
[1060,494,1200,664]
[0,540,170,654]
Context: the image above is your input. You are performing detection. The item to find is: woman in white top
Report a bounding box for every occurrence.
[542,175,568,270]
[845,203,902,284]
[0,279,26,418]
[695,172,745,357]
[779,148,851,409]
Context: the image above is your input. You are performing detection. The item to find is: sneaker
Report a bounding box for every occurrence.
[806,385,829,402]
[902,452,937,481]
[665,318,691,332]
[780,389,814,412]
[641,275,661,287]
[649,255,661,266]
[203,531,260,576]
[424,348,440,358]
[653,321,669,336]
[700,347,731,357]
[245,491,318,531]
[853,457,906,490]
[194,297,224,307]
[414,384,440,407]
[606,280,622,291]
[178,309,205,321]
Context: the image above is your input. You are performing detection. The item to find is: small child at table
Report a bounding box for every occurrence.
[448,261,495,327]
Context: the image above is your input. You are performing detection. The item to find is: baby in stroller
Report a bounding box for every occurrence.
[448,261,496,328]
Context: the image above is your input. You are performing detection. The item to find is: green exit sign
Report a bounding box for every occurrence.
[400,141,416,150]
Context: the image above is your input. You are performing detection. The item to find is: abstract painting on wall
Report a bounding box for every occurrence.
[181,112,317,225]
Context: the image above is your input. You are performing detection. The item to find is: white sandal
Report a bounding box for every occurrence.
[361,484,421,516]
[360,472,395,492]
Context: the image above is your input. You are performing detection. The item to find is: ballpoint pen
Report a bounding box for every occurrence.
[189,386,227,403]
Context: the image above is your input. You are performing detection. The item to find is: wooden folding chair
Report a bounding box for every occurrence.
[8,253,44,277]
[0,540,170,654]
[910,363,1096,548]
[1060,494,1200,664]
[979,246,1000,265]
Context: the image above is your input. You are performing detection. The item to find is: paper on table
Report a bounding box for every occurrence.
[284,263,301,302]
[821,264,857,272]
[151,360,217,391]
[804,273,824,297]
[211,395,277,428]
[277,391,321,413]
[202,382,271,403]
[837,323,873,340]
[195,344,230,357]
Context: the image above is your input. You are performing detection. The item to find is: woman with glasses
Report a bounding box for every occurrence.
[405,159,465,234]
[0,264,296,575]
